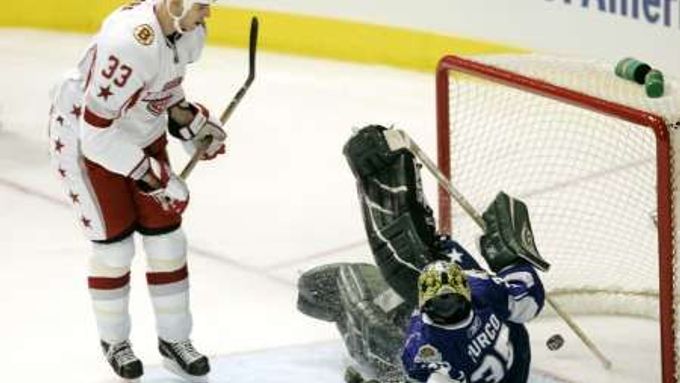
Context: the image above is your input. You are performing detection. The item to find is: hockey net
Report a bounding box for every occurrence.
[436,54,680,382]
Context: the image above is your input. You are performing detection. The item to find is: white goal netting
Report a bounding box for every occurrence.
[436,54,680,382]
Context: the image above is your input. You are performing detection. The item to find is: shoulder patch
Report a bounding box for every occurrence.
[415,344,442,364]
[134,24,155,46]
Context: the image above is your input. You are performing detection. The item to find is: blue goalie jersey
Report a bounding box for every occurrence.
[401,242,545,383]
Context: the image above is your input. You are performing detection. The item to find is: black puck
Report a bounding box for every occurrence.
[546,334,564,351]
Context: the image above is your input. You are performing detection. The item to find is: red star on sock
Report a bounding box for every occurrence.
[81,216,92,228]
[70,105,82,118]
[56,115,64,125]
[54,138,65,153]
[69,191,80,204]
[58,167,67,178]
[98,85,114,101]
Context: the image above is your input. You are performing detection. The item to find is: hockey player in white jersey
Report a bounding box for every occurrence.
[47,0,226,380]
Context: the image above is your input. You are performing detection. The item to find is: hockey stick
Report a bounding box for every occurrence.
[180,16,259,180]
[382,128,612,370]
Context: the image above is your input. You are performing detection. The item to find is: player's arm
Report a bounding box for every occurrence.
[164,25,225,160]
[438,236,483,271]
[468,262,545,323]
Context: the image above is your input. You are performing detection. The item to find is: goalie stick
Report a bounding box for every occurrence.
[382,128,612,370]
[180,16,260,180]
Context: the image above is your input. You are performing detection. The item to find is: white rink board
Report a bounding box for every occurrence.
[0,29,661,382]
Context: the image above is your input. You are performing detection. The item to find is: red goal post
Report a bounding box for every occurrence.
[435,54,676,382]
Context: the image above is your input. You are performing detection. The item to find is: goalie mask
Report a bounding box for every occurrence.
[418,261,472,325]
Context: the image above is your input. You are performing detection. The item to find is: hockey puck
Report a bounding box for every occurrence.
[546,334,564,351]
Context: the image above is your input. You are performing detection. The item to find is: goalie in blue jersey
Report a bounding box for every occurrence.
[297,125,548,383]
[402,254,544,383]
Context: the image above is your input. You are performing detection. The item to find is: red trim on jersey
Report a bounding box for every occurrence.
[88,272,131,290]
[124,86,145,112]
[146,264,188,285]
[84,108,113,128]
[128,156,150,180]
[83,45,98,91]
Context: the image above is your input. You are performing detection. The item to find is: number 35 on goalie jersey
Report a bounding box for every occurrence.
[402,263,545,383]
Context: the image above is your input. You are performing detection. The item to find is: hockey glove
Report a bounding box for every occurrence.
[479,191,549,272]
[134,157,190,214]
[168,101,227,160]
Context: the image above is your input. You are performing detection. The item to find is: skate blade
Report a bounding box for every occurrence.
[162,358,209,383]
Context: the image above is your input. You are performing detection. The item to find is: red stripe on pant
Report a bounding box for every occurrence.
[88,272,131,290]
[146,264,188,285]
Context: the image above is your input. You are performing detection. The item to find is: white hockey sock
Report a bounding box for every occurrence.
[143,229,193,342]
[88,237,135,343]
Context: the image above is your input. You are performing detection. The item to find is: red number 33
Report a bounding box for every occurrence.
[101,55,133,87]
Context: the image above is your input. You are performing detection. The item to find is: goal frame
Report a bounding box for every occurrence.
[435,54,675,382]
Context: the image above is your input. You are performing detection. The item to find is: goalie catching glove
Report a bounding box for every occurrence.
[168,101,227,160]
[479,191,550,272]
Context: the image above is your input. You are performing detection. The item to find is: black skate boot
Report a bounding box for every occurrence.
[159,338,210,382]
[101,340,144,380]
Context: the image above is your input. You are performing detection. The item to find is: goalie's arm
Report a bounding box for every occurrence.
[468,263,545,324]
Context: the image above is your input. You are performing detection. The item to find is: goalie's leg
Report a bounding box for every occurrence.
[297,263,409,381]
[344,125,449,306]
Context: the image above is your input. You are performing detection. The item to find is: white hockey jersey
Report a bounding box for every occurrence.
[51,0,205,178]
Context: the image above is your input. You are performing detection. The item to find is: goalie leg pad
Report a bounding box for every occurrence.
[297,263,347,322]
[366,213,432,306]
[336,264,405,377]
[359,155,449,304]
[343,125,398,179]
[346,126,448,304]
[480,192,550,272]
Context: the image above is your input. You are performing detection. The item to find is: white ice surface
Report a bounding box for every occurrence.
[0,29,660,383]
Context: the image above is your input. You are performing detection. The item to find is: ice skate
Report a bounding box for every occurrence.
[159,338,210,382]
[101,340,143,380]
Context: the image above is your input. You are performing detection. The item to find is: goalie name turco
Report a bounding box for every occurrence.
[297,125,547,383]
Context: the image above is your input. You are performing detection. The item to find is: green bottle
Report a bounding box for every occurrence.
[645,69,664,98]
[615,57,651,85]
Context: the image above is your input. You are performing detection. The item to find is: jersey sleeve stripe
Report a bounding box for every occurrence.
[84,107,114,128]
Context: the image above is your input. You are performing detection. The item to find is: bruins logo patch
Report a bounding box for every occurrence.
[134,24,155,46]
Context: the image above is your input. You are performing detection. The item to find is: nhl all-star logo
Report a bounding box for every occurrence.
[415,344,442,364]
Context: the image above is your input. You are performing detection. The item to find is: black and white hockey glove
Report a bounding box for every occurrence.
[479,191,550,272]
[168,101,227,160]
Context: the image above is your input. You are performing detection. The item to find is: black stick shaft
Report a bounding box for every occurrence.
[181,16,259,180]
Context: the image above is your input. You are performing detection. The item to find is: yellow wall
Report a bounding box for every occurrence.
[2,1,522,72]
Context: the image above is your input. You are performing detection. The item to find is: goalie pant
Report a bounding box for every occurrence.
[402,262,545,383]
